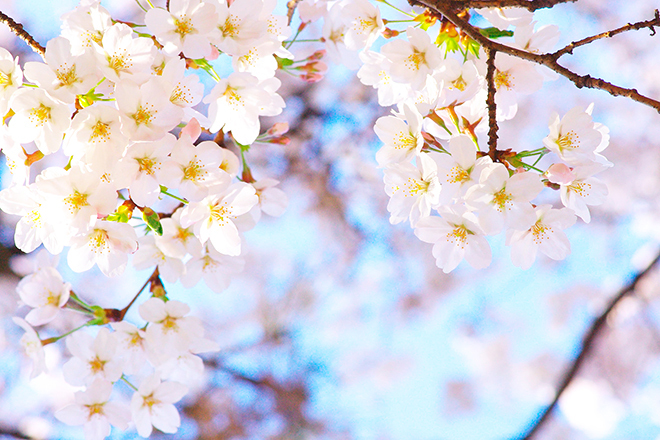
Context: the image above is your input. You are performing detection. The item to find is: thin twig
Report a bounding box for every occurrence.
[412,1,660,113]
[553,9,660,58]
[424,0,576,11]
[514,251,660,440]
[485,48,498,159]
[0,10,45,58]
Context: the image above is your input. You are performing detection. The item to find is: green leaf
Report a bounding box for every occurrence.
[479,27,514,39]
[142,208,163,236]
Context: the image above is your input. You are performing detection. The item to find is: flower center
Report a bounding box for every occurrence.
[405,50,426,71]
[447,225,468,248]
[64,190,89,213]
[492,188,512,212]
[174,16,195,37]
[136,157,157,175]
[183,158,207,182]
[531,221,550,244]
[556,130,579,152]
[90,121,111,143]
[131,105,155,127]
[393,132,417,151]
[29,104,52,126]
[448,166,470,184]
[56,64,78,87]
[494,70,512,90]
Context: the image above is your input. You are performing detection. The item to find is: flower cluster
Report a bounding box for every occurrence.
[2,0,615,438]
[306,1,609,272]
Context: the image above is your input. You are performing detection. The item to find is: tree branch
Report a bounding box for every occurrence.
[412,1,660,113]
[553,9,660,58]
[485,47,498,159]
[0,10,45,59]
[514,251,660,440]
[423,0,577,11]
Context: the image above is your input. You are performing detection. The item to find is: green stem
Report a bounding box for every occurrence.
[42,321,96,345]
[377,0,415,17]
[134,0,148,12]
[160,188,188,204]
[69,292,95,312]
[282,38,322,44]
[285,25,304,49]
[121,375,139,391]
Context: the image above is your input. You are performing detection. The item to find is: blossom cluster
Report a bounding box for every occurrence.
[304,0,610,272]
[1,0,614,438]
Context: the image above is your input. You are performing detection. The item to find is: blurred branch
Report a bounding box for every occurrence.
[424,0,576,11]
[287,0,302,25]
[515,251,660,440]
[0,426,29,439]
[0,10,45,59]
[411,1,660,113]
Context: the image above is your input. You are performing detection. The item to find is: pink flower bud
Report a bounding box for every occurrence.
[267,122,289,137]
[545,163,575,185]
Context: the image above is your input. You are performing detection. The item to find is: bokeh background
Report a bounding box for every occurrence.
[2,0,660,439]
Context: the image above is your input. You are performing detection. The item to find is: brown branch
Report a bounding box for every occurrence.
[287,0,302,25]
[412,1,660,113]
[514,251,660,440]
[485,48,498,159]
[424,0,576,11]
[0,10,45,58]
[553,9,660,58]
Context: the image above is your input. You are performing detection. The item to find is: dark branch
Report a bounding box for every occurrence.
[485,48,498,159]
[0,10,45,58]
[412,1,660,113]
[553,9,660,58]
[423,0,576,11]
[515,251,660,440]
[0,426,29,440]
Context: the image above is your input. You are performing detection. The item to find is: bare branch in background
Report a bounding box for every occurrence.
[485,48,498,160]
[515,251,660,440]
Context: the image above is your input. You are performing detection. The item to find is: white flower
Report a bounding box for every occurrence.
[181,242,245,293]
[204,72,284,145]
[341,0,385,51]
[65,104,128,168]
[111,321,149,375]
[252,178,288,218]
[131,374,188,438]
[17,267,71,326]
[115,78,184,141]
[383,153,441,226]
[466,164,543,235]
[94,23,156,84]
[414,206,492,273]
[208,0,268,57]
[179,181,258,256]
[115,134,177,207]
[23,37,99,104]
[55,379,130,440]
[139,297,204,355]
[8,87,71,155]
[547,163,608,223]
[62,328,124,387]
[494,54,543,120]
[374,103,424,166]
[158,137,230,202]
[12,317,46,379]
[60,2,113,55]
[380,26,443,90]
[133,235,186,284]
[357,50,410,107]
[67,220,138,277]
[543,106,603,165]
[506,205,576,269]
[155,208,203,259]
[0,47,22,118]
[434,134,492,205]
[145,0,218,59]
